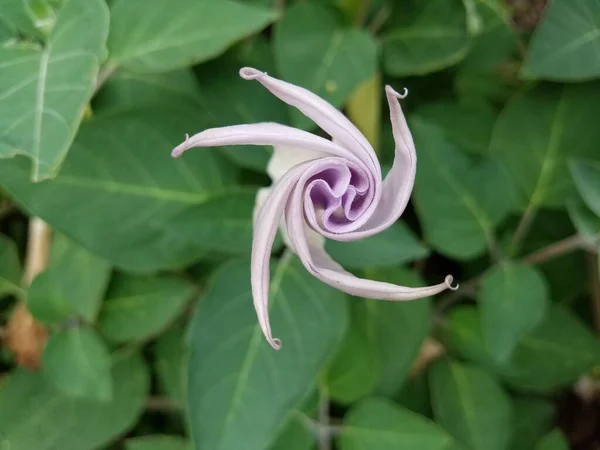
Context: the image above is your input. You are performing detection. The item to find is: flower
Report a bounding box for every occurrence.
[172,67,457,350]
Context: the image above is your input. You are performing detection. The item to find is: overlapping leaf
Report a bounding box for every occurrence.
[274,1,377,128]
[0,106,253,272]
[0,0,109,181]
[187,256,348,450]
[0,352,148,450]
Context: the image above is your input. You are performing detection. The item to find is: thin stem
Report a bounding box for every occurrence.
[145,396,183,413]
[95,62,118,94]
[22,217,52,285]
[368,2,390,33]
[318,385,331,450]
[510,204,537,255]
[354,0,372,26]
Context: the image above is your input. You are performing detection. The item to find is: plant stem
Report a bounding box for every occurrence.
[23,217,52,285]
[318,385,331,450]
[145,396,182,413]
[510,204,537,255]
[95,63,118,93]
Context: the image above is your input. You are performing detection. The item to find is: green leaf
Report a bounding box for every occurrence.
[0,0,43,39]
[417,101,497,155]
[396,372,432,417]
[27,233,111,324]
[154,325,187,404]
[269,414,315,450]
[412,117,515,260]
[339,397,466,450]
[95,69,201,110]
[491,84,600,209]
[479,262,549,363]
[570,158,600,217]
[0,106,249,272]
[368,268,432,396]
[522,0,600,81]
[325,223,429,269]
[429,359,513,450]
[274,1,377,129]
[444,306,600,392]
[461,0,515,70]
[187,256,348,450]
[567,200,600,245]
[125,435,190,450]
[534,430,569,450]
[509,398,554,450]
[0,0,108,181]
[42,326,112,402]
[0,352,149,450]
[326,303,379,404]
[98,273,195,344]
[0,234,21,298]
[382,0,472,76]
[107,0,275,73]
[196,39,288,171]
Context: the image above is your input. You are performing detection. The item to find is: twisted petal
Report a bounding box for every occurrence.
[171,67,457,350]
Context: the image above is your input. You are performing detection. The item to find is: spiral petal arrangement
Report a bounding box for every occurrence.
[172,67,457,350]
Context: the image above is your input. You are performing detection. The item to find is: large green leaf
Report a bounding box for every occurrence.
[107,0,275,73]
[98,273,195,344]
[0,0,108,181]
[491,84,600,209]
[187,256,348,450]
[0,234,21,298]
[274,1,377,129]
[0,352,149,450]
[325,223,429,269]
[125,436,190,450]
[429,359,513,450]
[0,106,253,272]
[382,0,472,76]
[509,398,554,450]
[27,233,111,324]
[479,262,549,363]
[444,306,600,392]
[570,158,600,217]
[522,0,600,81]
[42,326,112,402]
[339,397,466,450]
[412,117,515,260]
[0,0,43,39]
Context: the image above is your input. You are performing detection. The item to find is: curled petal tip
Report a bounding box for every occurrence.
[240,67,266,80]
[445,275,459,291]
[385,85,408,99]
[171,133,190,158]
[270,337,282,350]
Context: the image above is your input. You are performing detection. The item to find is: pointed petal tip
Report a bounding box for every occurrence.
[445,275,459,291]
[240,67,266,80]
[171,133,190,158]
[269,337,282,351]
[385,85,408,99]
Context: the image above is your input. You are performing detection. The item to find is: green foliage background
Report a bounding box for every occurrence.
[1,0,599,449]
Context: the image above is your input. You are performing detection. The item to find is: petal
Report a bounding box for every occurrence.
[239,67,380,178]
[285,182,456,299]
[171,123,359,164]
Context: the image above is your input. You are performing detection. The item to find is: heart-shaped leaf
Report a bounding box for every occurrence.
[0,0,108,181]
[187,255,348,450]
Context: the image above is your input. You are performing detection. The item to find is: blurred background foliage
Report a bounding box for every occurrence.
[0,0,600,449]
